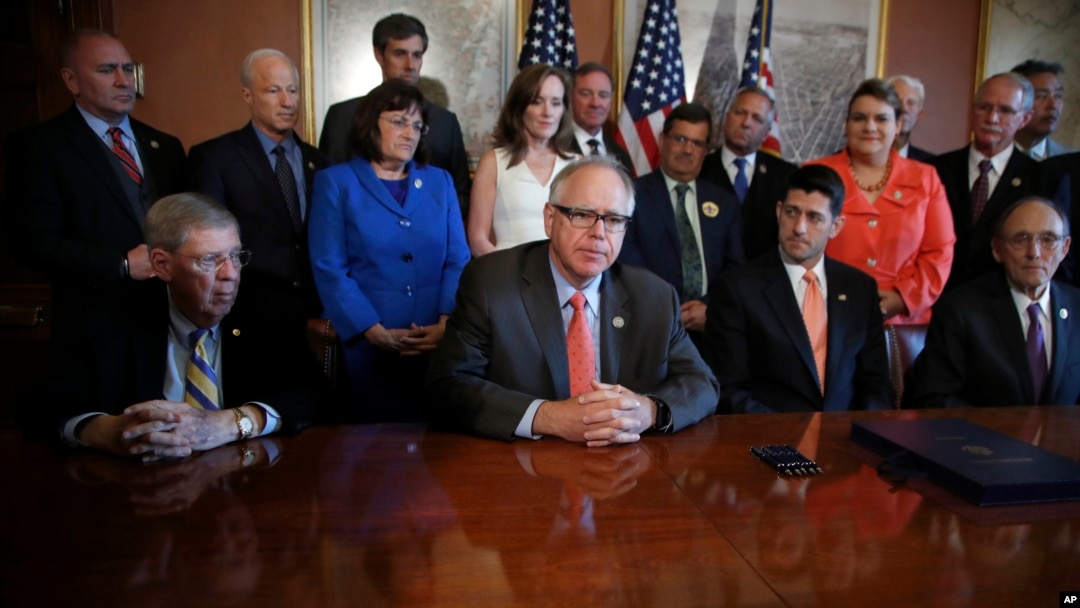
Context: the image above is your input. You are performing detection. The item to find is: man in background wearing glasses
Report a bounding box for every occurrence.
[619,102,744,352]
[930,73,1071,291]
[908,196,1080,407]
[57,193,325,459]
[426,156,719,445]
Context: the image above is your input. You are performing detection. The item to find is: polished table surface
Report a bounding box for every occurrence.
[2,406,1079,607]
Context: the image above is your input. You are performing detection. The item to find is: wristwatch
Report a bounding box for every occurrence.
[233,407,254,440]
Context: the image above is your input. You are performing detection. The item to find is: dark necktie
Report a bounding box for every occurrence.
[567,292,595,397]
[1026,303,1047,401]
[586,138,601,155]
[185,329,221,410]
[673,183,703,300]
[970,159,993,223]
[107,127,142,185]
[733,157,749,202]
[273,145,303,233]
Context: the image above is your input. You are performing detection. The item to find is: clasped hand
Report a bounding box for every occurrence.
[83,400,236,462]
[535,380,657,447]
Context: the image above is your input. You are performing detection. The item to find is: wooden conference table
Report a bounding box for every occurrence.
[2,406,1078,607]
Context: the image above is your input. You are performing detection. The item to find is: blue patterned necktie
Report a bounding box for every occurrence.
[673,183,703,300]
[185,328,221,410]
[273,145,303,234]
[733,157,749,202]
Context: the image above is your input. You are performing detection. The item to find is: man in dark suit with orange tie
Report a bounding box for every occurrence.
[704,165,892,414]
[4,30,187,423]
[700,87,797,260]
[426,156,718,444]
[189,49,329,331]
[619,103,744,349]
[908,196,1080,407]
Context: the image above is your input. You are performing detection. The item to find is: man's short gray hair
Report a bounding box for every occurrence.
[548,155,636,216]
[145,193,239,252]
[885,75,926,106]
[240,48,298,88]
[977,73,1035,113]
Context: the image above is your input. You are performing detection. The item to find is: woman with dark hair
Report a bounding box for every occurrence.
[468,63,578,255]
[806,79,955,324]
[308,80,469,421]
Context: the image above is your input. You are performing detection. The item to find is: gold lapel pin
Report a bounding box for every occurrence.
[150,140,160,149]
[759,164,767,174]
[838,294,847,301]
[232,328,241,337]
[1060,308,1068,320]
[1012,177,1021,187]
[612,317,625,328]
[307,161,315,170]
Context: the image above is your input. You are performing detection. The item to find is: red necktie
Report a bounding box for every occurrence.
[567,291,595,397]
[107,127,143,185]
[802,270,827,395]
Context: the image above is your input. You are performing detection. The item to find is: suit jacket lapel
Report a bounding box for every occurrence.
[988,276,1036,401]
[644,172,682,257]
[1046,283,1072,401]
[238,124,291,215]
[822,260,849,406]
[764,253,820,393]
[597,268,628,382]
[982,151,1027,225]
[349,158,407,215]
[62,107,140,227]
[520,247,572,398]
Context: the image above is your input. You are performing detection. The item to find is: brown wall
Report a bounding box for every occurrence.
[883,0,982,155]
[113,0,305,149]
[110,0,979,156]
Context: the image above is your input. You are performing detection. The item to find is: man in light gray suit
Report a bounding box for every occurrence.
[426,156,719,445]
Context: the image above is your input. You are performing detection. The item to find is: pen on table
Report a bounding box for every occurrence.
[779,444,823,475]
[763,445,806,476]
[750,446,792,476]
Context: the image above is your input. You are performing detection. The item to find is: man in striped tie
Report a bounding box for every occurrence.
[54,193,324,460]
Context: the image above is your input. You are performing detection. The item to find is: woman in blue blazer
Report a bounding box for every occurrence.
[309,81,470,422]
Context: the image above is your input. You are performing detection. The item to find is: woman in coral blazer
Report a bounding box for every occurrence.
[807,79,955,324]
[309,81,470,422]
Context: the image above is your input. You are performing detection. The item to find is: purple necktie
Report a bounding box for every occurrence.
[1026,303,1047,401]
[970,159,992,222]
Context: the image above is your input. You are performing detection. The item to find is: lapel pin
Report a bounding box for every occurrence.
[307,161,315,170]
[894,190,902,199]
[838,294,847,301]
[414,178,422,188]
[701,201,719,218]
[150,140,160,149]
[759,164,767,174]
[1011,177,1021,187]
[612,317,625,328]
[232,328,241,336]
[1060,308,1068,320]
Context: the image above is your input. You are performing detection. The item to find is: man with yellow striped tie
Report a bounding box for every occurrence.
[53,193,325,460]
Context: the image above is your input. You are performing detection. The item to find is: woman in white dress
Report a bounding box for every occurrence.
[468,64,578,255]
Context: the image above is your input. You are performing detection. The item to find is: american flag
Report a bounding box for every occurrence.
[739,0,782,156]
[517,0,578,70]
[615,0,687,176]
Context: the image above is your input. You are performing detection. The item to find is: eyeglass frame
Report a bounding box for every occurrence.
[380,115,430,136]
[1002,232,1067,252]
[170,249,253,273]
[548,204,632,233]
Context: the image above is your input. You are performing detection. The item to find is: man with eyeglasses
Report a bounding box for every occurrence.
[619,102,744,351]
[908,196,1080,407]
[930,73,1071,291]
[189,49,329,342]
[53,193,325,459]
[318,13,471,219]
[426,156,719,444]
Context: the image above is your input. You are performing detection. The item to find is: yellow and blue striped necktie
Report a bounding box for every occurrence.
[185,328,221,410]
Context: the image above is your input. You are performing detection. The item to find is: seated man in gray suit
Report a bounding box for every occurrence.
[908,196,1080,407]
[426,156,719,445]
[704,165,892,414]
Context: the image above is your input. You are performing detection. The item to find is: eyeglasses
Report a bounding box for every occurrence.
[550,204,631,233]
[1004,233,1065,252]
[667,134,708,150]
[973,102,1019,118]
[172,250,252,273]
[381,116,429,136]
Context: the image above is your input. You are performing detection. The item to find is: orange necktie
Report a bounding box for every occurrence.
[802,270,827,395]
[567,291,595,397]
